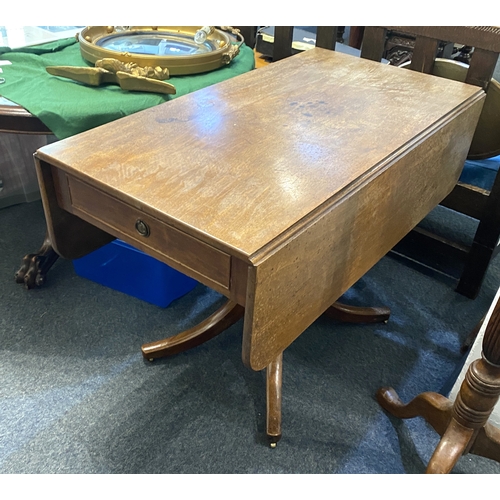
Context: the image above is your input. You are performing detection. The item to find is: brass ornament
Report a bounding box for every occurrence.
[46,62,176,95]
[95,58,170,80]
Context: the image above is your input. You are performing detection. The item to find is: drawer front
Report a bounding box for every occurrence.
[67,176,231,291]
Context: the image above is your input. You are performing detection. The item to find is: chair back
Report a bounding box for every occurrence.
[399,57,500,160]
[271,27,338,61]
[360,27,500,90]
[361,27,500,299]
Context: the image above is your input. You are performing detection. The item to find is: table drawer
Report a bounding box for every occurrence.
[62,174,231,291]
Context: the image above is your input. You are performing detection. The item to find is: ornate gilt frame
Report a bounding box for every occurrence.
[78,26,244,76]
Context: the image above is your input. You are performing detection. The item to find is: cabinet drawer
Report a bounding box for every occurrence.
[64,175,231,291]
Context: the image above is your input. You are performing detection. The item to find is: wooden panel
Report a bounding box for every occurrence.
[0,98,52,134]
[410,36,439,74]
[273,26,293,61]
[233,26,257,49]
[0,133,45,208]
[243,95,485,370]
[315,27,337,51]
[36,49,484,260]
[349,27,365,49]
[230,257,249,306]
[360,27,387,61]
[66,176,232,291]
[466,48,499,89]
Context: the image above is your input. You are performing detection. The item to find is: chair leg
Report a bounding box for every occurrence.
[456,165,500,299]
[456,241,496,299]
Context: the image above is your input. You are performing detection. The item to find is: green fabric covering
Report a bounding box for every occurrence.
[0,38,255,139]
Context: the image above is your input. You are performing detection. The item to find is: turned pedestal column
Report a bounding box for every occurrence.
[377,292,500,473]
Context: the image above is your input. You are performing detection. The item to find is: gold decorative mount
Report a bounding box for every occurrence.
[46,58,176,95]
[95,58,170,80]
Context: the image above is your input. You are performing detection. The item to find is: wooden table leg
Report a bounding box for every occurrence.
[377,293,500,473]
[142,300,284,447]
[16,230,390,447]
[266,352,283,447]
[142,300,244,360]
[143,297,389,447]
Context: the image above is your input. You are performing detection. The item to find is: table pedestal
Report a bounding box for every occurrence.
[16,235,390,446]
[141,298,390,446]
[377,295,500,473]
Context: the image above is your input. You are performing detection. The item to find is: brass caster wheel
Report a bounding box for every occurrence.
[267,434,281,448]
[148,358,154,362]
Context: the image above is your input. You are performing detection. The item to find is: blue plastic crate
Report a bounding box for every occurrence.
[73,239,197,307]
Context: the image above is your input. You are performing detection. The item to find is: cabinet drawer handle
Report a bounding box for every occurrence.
[135,219,150,237]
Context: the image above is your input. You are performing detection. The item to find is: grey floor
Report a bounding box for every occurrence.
[1,199,500,474]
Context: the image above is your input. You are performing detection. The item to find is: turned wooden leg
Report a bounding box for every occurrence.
[324,301,390,324]
[378,292,500,473]
[15,231,59,289]
[142,300,244,360]
[266,352,283,448]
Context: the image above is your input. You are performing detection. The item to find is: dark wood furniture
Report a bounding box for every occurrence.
[377,291,500,473]
[0,97,60,285]
[30,48,483,445]
[360,26,500,300]
[0,96,51,134]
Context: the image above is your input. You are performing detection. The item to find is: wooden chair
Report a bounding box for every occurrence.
[360,27,500,299]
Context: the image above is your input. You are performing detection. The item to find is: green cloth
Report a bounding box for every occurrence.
[0,38,255,139]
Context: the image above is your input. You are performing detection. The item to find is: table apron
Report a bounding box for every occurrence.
[38,160,250,303]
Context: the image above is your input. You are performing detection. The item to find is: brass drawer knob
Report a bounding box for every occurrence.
[135,219,150,237]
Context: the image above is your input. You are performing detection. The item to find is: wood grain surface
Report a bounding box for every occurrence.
[35,47,486,371]
[36,48,483,260]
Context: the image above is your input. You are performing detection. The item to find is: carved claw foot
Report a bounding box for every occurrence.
[15,237,59,289]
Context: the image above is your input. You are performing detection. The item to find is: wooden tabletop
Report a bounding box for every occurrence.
[35,47,485,370]
[38,48,483,261]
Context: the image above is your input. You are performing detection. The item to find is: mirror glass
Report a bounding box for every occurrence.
[96,32,216,56]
